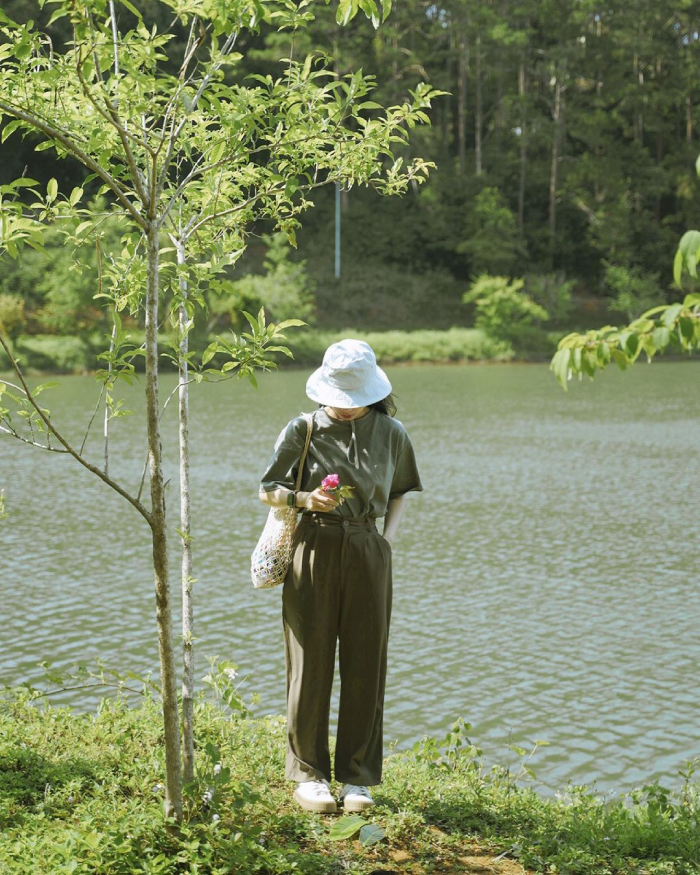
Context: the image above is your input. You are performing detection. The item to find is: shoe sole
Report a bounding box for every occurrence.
[341,797,375,812]
[293,788,337,813]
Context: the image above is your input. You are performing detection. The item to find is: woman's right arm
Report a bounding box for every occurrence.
[259,488,339,512]
[259,416,338,512]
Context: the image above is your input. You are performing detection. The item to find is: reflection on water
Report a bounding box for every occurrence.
[1,361,698,793]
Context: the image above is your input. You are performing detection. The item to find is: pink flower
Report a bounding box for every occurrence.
[321,474,341,492]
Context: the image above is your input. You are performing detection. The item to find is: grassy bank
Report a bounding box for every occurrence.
[0,327,517,375]
[1,688,698,874]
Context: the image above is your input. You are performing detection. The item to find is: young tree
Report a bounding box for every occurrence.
[0,0,439,822]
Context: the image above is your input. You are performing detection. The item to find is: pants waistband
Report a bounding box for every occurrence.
[300,512,376,529]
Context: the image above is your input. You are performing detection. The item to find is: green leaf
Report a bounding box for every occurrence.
[359,824,385,846]
[661,303,683,327]
[652,326,670,350]
[46,178,58,202]
[678,230,700,259]
[549,347,570,390]
[118,0,143,17]
[336,0,355,26]
[611,348,627,370]
[202,342,219,366]
[679,316,695,343]
[301,54,313,80]
[639,334,656,361]
[69,187,83,207]
[274,319,306,330]
[696,152,700,178]
[241,311,259,333]
[329,815,365,841]
[265,345,293,358]
[682,292,700,307]
[1,119,22,143]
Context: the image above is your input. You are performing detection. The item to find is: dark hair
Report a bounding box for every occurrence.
[369,393,397,417]
[317,394,398,417]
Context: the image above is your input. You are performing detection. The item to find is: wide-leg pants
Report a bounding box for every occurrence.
[282,512,393,786]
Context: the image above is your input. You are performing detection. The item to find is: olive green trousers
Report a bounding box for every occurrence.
[282,512,393,786]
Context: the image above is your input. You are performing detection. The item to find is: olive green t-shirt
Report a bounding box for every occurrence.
[259,407,423,519]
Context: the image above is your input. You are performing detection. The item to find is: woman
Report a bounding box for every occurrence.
[258,339,423,813]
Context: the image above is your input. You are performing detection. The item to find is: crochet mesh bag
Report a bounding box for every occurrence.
[251,413,313,589]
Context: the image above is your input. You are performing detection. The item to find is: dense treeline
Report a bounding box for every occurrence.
[1,0,699,343]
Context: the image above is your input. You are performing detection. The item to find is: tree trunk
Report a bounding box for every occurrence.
[442,27,453,154]
[517,50,528,235]
[145,223,183,823]
[475,28,483,176]
[176,237,195,787]
[549,58,565,263]
[633,33,644,146]
[457,18,467,175]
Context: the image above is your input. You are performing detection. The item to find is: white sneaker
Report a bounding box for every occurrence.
[293,779,337,813]
[339,783,375,811]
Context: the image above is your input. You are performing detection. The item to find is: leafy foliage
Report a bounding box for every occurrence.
[463,275,548,345]
[603,261,666,322]
[211,233,317,329]
[0,687,698,874]
[551,153,700,389]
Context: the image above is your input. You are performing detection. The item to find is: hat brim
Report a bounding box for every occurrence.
[306,364,393,409]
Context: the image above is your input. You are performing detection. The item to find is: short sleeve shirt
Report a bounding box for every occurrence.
[259,407,423,519]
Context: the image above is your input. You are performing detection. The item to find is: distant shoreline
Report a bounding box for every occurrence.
[2,325,697,376]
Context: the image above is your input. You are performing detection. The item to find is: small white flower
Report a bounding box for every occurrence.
[224,668,238,681]
[213,763,222,775]
[212,813,220,822]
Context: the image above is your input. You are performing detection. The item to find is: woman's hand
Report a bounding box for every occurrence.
[299,487,340,512]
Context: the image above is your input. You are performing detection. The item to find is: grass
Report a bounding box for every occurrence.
[0,327,515,374]
[1,686,698,875]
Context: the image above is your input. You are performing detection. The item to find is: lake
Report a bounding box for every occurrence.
[1,361,698,796]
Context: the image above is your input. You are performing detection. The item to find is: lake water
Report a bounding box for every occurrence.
[1,361,698,796]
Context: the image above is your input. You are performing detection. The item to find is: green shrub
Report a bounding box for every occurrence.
[13,335,94,373]
[603,261,666,321]
[463,275,549,348]
[271,327,512,366]
[0,294,25,338]
[524,272,575,326]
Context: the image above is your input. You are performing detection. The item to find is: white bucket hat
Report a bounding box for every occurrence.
[306,339,392,409]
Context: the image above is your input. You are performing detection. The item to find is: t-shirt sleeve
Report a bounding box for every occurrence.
[259,417,307,493]
[389,434,423,499]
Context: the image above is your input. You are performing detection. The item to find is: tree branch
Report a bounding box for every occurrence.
[0,423,68,453]
[0,98,147,230]
[74,46,152,208]
[0,331,151,523]
[156,29,238,201]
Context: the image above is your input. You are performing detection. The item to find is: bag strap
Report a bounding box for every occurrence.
[294,412,314,492]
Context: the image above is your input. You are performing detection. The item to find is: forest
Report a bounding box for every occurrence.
[1,0,699,364]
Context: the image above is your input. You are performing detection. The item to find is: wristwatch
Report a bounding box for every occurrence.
[286,491,297,508]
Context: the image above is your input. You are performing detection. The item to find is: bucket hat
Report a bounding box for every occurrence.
[306,339,392,409]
